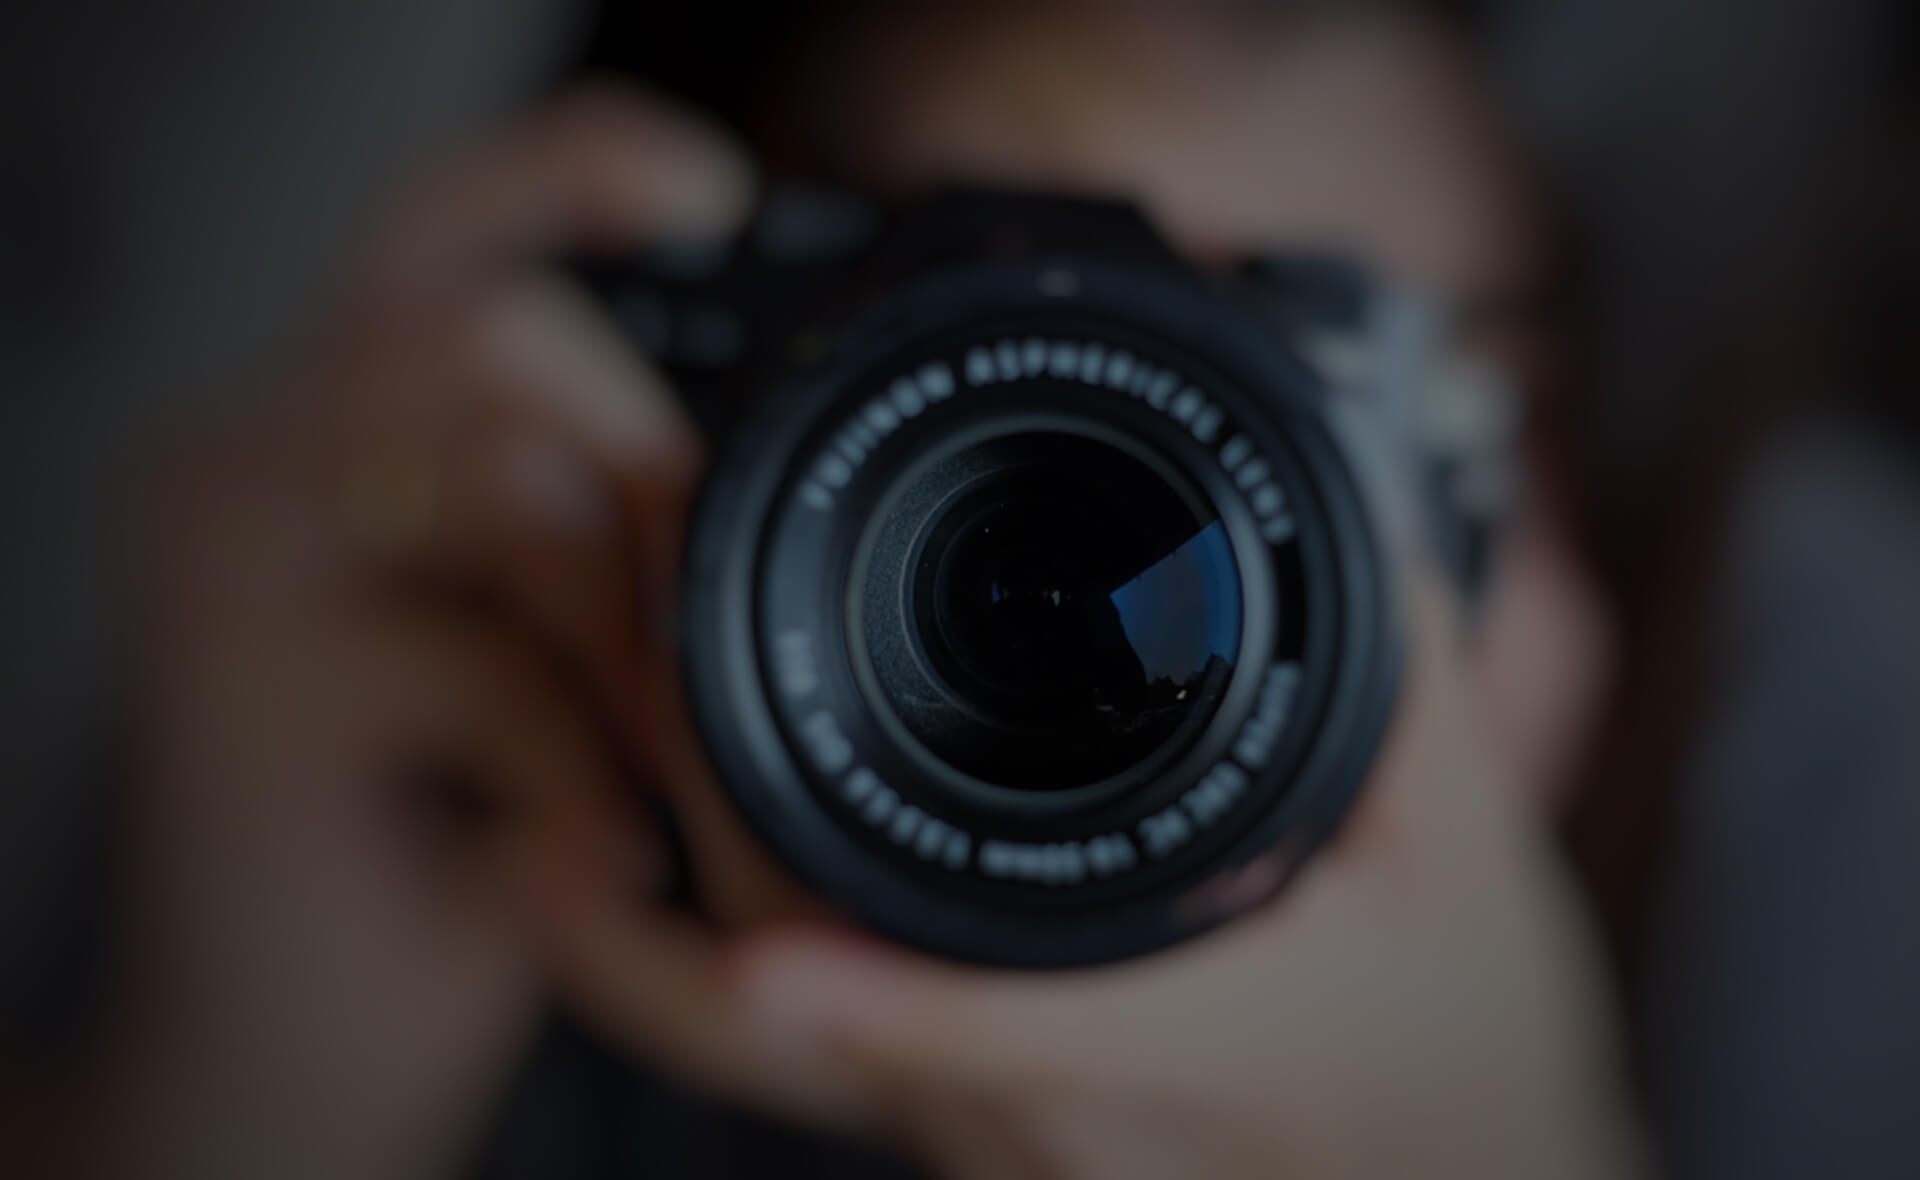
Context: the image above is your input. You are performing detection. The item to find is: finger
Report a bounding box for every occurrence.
[328,263,822,1043]
[348,602,661,890]
[519,680,848,1123]
[328,276,705,747]
[378,429,640,709]
[338,272,704,491]
[394,277,807,927]
[730,930,1149,1094]
[513,634,837,1110]
[454,275,706,572]
[524,864,879,1133]
[728,892,1365,1102]
[868,1076,1059,1180]
[352,419,665,763]
[360,80,755,306]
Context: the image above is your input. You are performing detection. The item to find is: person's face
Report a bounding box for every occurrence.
[805,3,1545,307]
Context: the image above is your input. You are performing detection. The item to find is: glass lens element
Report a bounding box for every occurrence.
[901,433,1240,790]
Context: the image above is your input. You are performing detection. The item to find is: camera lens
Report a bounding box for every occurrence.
[884,431,1239,791]
[677,259,1402,966]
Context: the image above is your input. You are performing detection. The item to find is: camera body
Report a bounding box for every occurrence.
[576,187,1511,966]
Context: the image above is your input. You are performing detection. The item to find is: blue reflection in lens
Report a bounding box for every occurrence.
[1106,520,1241,685]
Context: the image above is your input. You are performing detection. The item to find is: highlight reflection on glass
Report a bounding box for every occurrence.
[1107,520,1241,687]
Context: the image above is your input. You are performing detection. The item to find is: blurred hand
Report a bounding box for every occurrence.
[87,85,763,1180]
[77,13,1644,1178]
[541,577,1648,1180]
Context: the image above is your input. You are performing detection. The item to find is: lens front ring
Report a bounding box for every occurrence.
[680,259,1401,966]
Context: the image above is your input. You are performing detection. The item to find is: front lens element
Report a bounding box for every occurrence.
[882,431,1240,791]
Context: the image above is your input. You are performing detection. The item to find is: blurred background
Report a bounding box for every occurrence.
[3,1,1915,1176]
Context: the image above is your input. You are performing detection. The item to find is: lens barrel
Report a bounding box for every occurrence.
[681,259,1399,966]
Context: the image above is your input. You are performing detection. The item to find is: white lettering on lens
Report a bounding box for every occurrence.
[889,376,926,417]
[1078,342,1106,384]
[977,834,1136,884]
[1182,762,1248,828]
[888,804,924,845]
[801,341,1248,520]
[1233,662,1301,769]
[842,767,973,870]
[1215,438,1297,547]
[773,631,818,698]
[1141,745,1266,859]
[797,710,853,775]
[1261,514,1297,543]
[912,819,943,859]
[864,399,902,435]
[1251,483,1297,542]
[861,783,898,826]
[995,339,1022,381]
[815,453,853,489]
[1086,833,1138,875]
[917,361,955,400]
[843,767,878,803]
[965,347,996,386]
[1139,807,1194,858]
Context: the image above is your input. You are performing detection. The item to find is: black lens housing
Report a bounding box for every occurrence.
[680,257,1400,967]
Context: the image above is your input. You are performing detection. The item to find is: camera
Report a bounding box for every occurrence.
[575,187,1511,966]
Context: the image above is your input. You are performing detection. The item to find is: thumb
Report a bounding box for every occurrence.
[734,932,1150,1090]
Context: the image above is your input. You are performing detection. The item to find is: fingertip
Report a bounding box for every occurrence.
[545,78,759,242]
[359,82,760,306]
[466,277,706,480]
[604,347,708,474]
